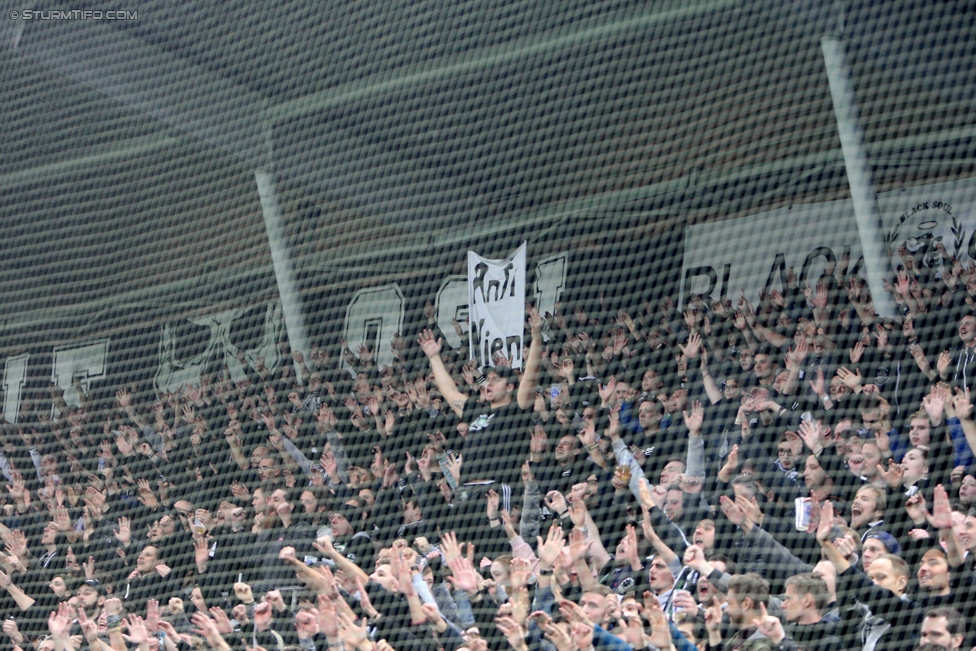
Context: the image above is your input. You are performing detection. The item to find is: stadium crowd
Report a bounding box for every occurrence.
[3,249,976,651]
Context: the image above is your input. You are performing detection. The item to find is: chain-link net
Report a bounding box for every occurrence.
[1,1,976,651]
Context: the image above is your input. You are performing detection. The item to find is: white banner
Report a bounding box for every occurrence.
[468,243,527,370]
[680,200,865,308]
[680,177,976,309]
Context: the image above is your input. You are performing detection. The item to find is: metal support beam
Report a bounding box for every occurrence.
[255,170,310,377]
[822,35,898,318]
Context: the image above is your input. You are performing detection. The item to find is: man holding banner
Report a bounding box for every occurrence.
[416,250,544,550]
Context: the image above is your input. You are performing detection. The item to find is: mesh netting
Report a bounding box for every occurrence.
[2,1,976,651]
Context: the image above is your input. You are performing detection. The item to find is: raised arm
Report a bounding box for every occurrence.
[116,389,149,430]
[0,569,35,611]
[418,330,468,417]
[516,306,545,410]
[641,505,678,567]
[313,536,370,585]
[929,484,965,568]
[317,406,350,485]
[815,501,851,575]
[744,307,788,349]
[780,338,808,397]
[684,402,706,479]
[222,424,249,471]
[951,388,976,462]
[699,347,723,405]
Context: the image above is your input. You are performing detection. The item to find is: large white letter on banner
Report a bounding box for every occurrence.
[52,340,109,411]
[155,302,284,396]
[436,276,469,351]
[534,253,568,341]
[468,243,527,370]
[2,354,29,424]
[342,284,405,371]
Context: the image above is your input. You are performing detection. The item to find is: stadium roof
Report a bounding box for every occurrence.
[0,0,974,344]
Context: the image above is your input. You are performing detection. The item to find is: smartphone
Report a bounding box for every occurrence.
[550,385,560,399]
[828,525,844,542]
[794,497,812,531]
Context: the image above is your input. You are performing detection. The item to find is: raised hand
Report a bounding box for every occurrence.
[569,621,594,651]
[682,400,704,435]
[541,618,573,651]
[597,376,617,404]
[544,490,568,515]
[928,484,953,531]
[568,528,592,564]
[735,493,762,525]
[700,596,723,636]
[4,530,27,559]
[208,607,233,635]
[121,615,151,646]
[815,501,835,544]
[568,499,589,529]
[836,367,862,391]
[442,454,461,486]
[530,426,549,457]
[446,555,480,593]
[753,603,785,643]
[717,446,740,485]
[719,495,748,528]
[190,612,224,647]
[136,479,158,508]
[337,611,370,646]
[496,616,528,651]
[76,607,98,645]
[47,602,73,638]
[682,544,709,573]
[115,389,131,409]
[937,350,952,378]
[878,459,904,489]
[808,367,826,397]
[923,385,948,425]
[194,536,211,567]
[643,596,674,650]
[53,504,71,532]
[486,490,500,521]
[314,594,339,638]
[812,282,828,309]
[316,404,338,430]
[798,419,824,455]
[115,435,133,457]
[623,524,641,567]
[576,421,598,452]
[953,386,973,421]
[536,524,566,570]
[679,332,702,359]
[145,599,161,634]
[905,493,927,524]
[417,329,443,359]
